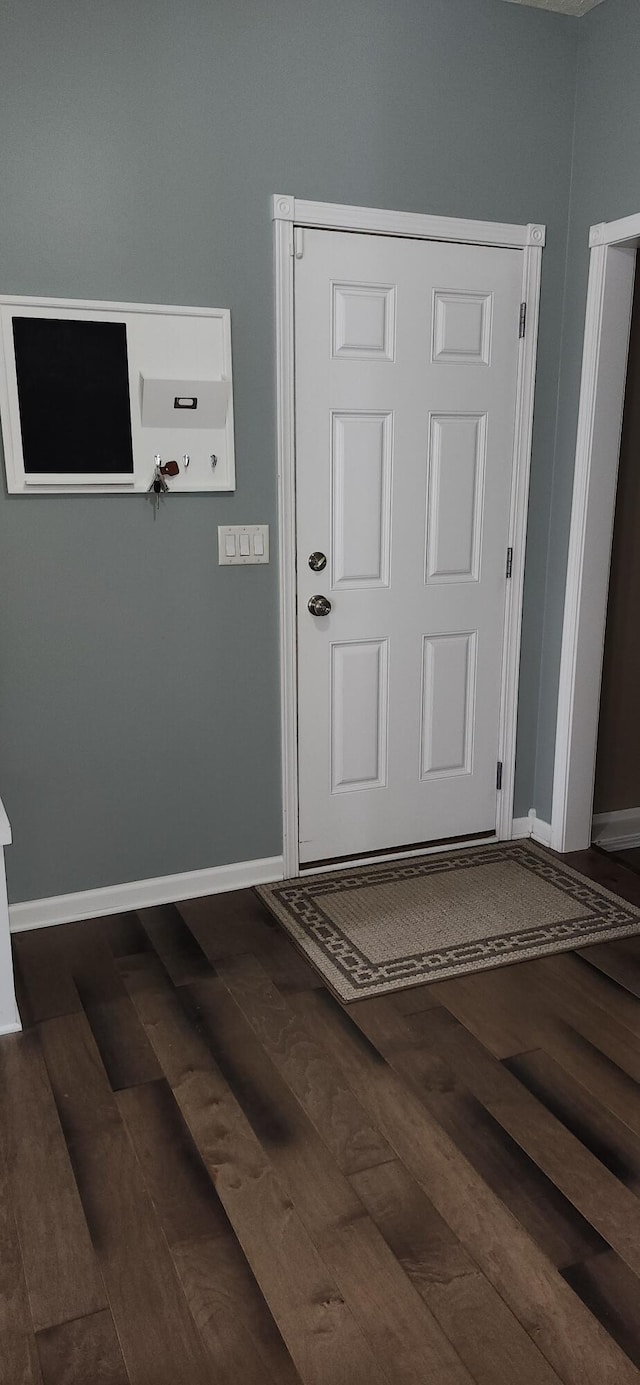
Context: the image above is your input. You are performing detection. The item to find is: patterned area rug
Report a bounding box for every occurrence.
[256,840,640,1001]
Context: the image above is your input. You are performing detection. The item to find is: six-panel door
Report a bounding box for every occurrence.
[295,229,522,863]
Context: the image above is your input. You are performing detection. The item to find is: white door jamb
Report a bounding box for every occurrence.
[274,195,545,878]
[551,216,639,854]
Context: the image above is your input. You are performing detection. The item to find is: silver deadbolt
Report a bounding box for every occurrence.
[309,551,327,572]
[308,594,332,617]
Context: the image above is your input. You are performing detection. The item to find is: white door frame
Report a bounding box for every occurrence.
[551,213,639,853]
[273,194,545,878]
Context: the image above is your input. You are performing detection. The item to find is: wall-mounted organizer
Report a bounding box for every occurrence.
[0,295,235,493]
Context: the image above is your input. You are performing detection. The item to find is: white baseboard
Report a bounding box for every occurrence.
[592,807,640,852]
[9,855,285,934]
[529,811,552,847]
[511,811,552,847]
[6,809,560,937]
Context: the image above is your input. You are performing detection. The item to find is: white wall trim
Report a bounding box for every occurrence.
[273,195,545,249]
[273,194,544,873]
[529,811,553,847]
[511,811,552,845]
[592,807,640,852]
[0,1019,21,1036]
[496,238,544,841]
[8,855,284,934]
[552,224,637,853]
[0,810,20,1031]
[274,209,299,881]
[590,213,640,249]
[0,797,11,847]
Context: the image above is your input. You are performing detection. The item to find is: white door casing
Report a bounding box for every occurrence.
[295,228,525,863]
[552,218,639,853]
[273,197,544,878]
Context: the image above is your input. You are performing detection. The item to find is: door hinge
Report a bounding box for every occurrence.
[506,546,513,580]
[519,302,527,339]
[496,761,503,791]
[293,226,304,259]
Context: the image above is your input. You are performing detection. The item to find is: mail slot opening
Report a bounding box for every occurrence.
[174,396,198,410]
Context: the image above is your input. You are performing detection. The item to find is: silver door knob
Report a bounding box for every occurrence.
[308,594,332,617]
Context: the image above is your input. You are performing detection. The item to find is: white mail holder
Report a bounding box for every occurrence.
[141,377,231,430]
[0,295,236,494]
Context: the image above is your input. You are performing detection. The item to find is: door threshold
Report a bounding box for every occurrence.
[299,830,497,876]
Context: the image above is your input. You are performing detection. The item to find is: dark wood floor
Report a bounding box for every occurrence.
[4,847,640,1385]
[609,845,640,875]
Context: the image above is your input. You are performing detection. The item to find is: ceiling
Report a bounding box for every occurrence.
[502,0,606,14]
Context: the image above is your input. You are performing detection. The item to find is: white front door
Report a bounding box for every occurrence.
[295,228,523,864]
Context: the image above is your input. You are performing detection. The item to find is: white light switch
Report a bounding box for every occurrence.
[218,524,269,565]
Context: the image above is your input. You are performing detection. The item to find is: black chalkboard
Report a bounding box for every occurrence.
[12,316,134,476]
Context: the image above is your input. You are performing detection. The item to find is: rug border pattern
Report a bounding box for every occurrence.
[256,842,640,1001]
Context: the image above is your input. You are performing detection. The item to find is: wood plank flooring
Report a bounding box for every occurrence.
[4,846,640,1384]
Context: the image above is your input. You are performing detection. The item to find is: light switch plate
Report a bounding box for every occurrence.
[218,523,270,565]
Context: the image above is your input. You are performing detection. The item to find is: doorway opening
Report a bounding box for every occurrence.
[552,213,640,854]
[591,262,640,869]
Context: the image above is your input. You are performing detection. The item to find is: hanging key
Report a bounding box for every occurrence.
[148,458,169,518]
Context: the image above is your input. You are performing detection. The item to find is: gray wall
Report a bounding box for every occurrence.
[0,0,577,902]
[533,0,640,821]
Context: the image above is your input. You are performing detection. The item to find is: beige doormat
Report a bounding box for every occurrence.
[256,840,640,1002]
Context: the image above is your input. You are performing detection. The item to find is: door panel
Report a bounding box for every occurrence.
[332,282,396,360]
[295,228,522,863]
[432,290,493,363]
[331,412,392,587]
[330,639,389,793]
[425,414,486,583]
[420,632,477,780]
